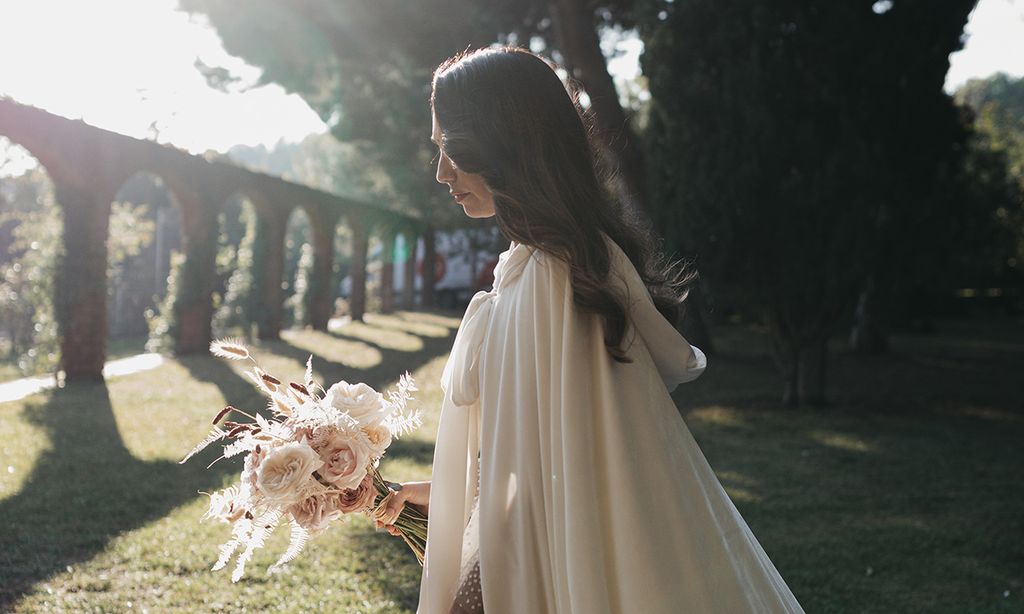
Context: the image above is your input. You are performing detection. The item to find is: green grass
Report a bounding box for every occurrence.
[1,312,1022,612]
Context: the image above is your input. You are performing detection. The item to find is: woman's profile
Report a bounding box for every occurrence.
[374,46,804,614]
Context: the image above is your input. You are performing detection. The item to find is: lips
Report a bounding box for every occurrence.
[452,192,470,203]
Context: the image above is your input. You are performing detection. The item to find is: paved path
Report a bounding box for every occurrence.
[0,353,164,404]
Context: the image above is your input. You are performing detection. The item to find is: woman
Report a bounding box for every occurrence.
[374,46,804,614]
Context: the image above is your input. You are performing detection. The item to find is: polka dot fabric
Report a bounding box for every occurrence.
[449,461,483,613]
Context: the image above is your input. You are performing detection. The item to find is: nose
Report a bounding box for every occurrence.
[436,151,456,185]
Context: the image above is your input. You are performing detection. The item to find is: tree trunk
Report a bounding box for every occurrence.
[402,230,417,309]
[552,0,649,217]
[349,221,369,322]
[421,227,437,308]
[797,335,828,408]
[770,322,800,408]
[850,276,889,353]
[380,231,396,314]
[780,346,799,409]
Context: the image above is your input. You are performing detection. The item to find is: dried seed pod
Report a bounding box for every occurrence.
[212,406,235,424]
[209,339,250,360]
[289,382,310,396]
[260,371,281,387]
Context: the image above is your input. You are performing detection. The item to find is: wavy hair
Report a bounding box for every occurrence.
[431,46,695,362]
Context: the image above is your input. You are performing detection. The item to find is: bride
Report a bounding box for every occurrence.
[374,46,804,614]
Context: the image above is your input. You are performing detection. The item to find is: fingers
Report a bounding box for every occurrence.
[384,490,408,525]
[373,488,407,535]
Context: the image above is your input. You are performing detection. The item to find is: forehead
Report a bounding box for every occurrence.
[430,111,440,141]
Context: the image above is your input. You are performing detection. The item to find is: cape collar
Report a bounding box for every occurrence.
[492,240,535,293]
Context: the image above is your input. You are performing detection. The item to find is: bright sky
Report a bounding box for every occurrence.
[945,0,1024,92]
[1,0,1022,177]
[0,0,327,157]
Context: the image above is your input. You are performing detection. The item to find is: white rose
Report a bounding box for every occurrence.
[361,424,393,457]
[325,381,388,427]
[256,442,323,504]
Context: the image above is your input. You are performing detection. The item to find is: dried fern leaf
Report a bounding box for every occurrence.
[231,509,282,582]
[268,518,310,574]
[179,427,226,465]
[304,355,314,390]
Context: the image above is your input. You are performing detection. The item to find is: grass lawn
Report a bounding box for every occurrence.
[1,311,1022,613]
[0,334,150,382]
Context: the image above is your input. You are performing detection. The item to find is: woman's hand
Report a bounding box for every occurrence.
[374,480,430,537]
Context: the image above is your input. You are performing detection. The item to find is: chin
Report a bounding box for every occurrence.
[460,203,494,218]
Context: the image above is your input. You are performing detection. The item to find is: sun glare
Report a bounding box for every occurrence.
[0,0,326,155]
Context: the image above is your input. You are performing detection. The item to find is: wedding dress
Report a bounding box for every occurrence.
[417,233,804,614]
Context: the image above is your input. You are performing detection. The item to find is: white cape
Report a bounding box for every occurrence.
[417,234,803,613]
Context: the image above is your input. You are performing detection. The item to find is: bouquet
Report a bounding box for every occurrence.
[180,338,429,581]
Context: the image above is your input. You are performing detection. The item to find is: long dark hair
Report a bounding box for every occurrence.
[431,46,695,363]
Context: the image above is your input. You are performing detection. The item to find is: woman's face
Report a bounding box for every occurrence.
[431,110,496,218]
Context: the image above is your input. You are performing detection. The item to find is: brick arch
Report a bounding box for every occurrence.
[0,99,419,379]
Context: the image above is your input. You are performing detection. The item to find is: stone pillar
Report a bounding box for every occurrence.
[53,181,113,382]
[402,229,417,309]
[307,210,339,331]
[253,207,288,340]
[175,191,219,354]
[349,217,369,322]
[379,229,396,314]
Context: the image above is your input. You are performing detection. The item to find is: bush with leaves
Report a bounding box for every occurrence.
[213,202,258,338]
[0,186,61,375]
[145,251,185,353]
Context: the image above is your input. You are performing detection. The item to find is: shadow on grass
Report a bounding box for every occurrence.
[308,314,458,391]
[672,318,1024,612]
[0,311,461,610]
[261,314,459,467]
[0,382,238,610]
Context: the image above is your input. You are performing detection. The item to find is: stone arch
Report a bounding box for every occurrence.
[283,204,315,329]
[0,137,62,376]
[343,211,374,322]
[0,130,76,192]
[235,190,292,341]
[1,100,422,371]
[372,217,408,315]
[300,202,343,331]
[211,190,262,339]
[106,170,185,352]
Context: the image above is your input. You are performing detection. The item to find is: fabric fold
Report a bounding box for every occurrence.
[418,234,802,614]
[417,241,535,614]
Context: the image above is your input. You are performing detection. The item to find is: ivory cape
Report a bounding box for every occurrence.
[417,234,803,613]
